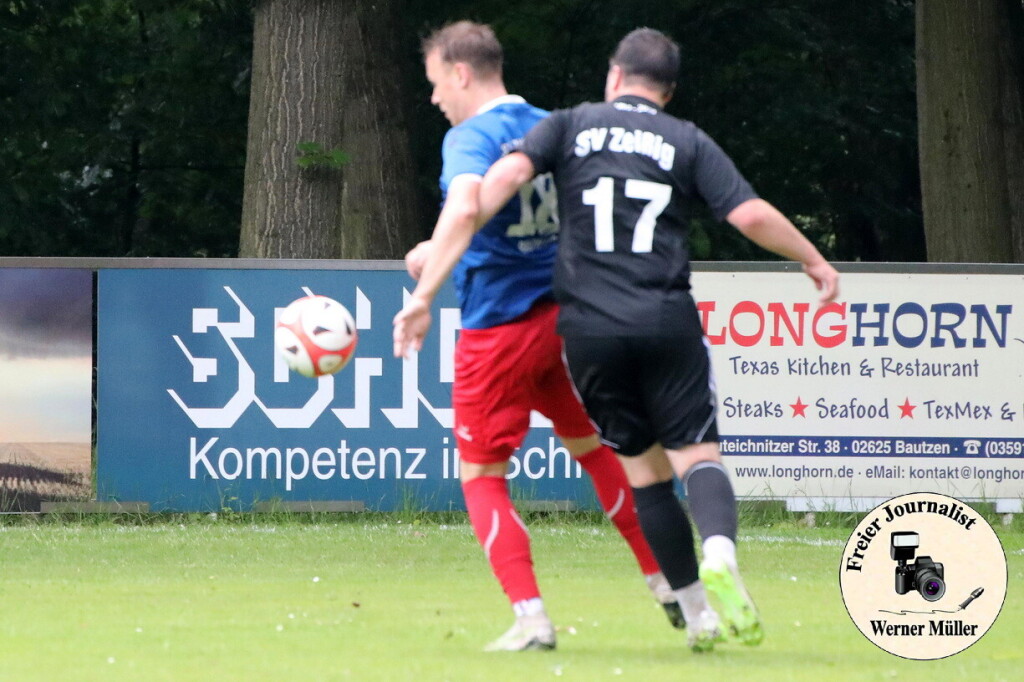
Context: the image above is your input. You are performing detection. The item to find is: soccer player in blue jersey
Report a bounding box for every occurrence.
[393,21,700,652]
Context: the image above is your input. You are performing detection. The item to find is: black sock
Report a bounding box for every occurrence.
[631,480,699,590]
[683,462,738,542]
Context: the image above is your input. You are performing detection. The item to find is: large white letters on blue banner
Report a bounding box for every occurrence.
[96,269,583,511]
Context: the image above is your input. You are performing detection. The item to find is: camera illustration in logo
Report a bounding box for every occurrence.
[891,531,945,601]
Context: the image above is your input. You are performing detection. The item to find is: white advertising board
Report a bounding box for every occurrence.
[694,268,1024,509]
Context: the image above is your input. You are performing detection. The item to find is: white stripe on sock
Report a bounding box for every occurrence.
[605,488,625,519]
[510,508,530,535]
[483,509,500,560]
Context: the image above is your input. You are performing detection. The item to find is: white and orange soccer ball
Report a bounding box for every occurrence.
[275,295,357,378]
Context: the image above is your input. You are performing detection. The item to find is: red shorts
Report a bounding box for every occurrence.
[452,300,596,464]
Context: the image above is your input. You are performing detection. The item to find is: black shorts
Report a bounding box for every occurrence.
[562,334,719,456]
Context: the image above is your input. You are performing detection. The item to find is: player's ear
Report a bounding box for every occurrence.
[663,82,675,104]
[605,64,622,100]
[453,61,472,88]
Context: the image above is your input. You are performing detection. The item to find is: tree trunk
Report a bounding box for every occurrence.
[1000,0,1024,261]
[916,0,1024,262]
[239,0,420,259]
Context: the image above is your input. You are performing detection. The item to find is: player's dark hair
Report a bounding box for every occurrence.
[610,28,680,95]
[422,21,503,79]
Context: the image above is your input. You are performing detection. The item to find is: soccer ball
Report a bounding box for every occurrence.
[275,295,357,377]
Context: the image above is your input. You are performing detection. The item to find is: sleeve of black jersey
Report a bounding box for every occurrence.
[692,128,759,221]
[520,109,570,175]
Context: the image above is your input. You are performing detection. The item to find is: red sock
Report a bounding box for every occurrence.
[462,476,540,604]
[576,445,661,575]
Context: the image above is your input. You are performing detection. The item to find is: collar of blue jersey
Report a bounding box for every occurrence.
[476,94,526,115]
[613,94,662,111]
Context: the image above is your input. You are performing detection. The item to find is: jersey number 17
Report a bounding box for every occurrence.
[582,176,671,253]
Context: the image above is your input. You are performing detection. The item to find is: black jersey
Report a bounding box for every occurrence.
[520,95,757,336]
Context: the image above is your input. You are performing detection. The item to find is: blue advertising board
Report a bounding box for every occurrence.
[92,262,1024,513]
[96,268,592,511]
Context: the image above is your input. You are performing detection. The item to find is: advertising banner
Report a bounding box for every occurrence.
[694,269,1024,507]
[0,268,93,511]
[95,265,1024,512]
[96,268,585,511]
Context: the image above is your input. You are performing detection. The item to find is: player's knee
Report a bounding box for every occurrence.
[623,468,672,489]
[459,460,509,483]
[666,442,722,478]
[617,448,674,488]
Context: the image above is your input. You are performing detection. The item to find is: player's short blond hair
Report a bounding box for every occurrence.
[422,21,503,79]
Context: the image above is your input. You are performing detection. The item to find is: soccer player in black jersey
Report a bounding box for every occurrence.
[477,28,840,652]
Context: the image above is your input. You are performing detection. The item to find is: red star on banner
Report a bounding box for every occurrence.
[898,398,916,418]
[790,397,808,417]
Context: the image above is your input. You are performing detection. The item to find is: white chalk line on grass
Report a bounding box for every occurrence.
[10,524,1014,552]
[740,533,845,547]
[525,527,846,545]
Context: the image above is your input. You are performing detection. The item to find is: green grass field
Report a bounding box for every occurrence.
[0,514,1020,681]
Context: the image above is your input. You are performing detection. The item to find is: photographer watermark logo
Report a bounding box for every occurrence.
[840,493,1006,660]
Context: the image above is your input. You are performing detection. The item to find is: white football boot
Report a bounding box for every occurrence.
[483,612,556,652]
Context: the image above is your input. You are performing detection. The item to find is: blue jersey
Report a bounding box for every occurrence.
[439,96,559,329]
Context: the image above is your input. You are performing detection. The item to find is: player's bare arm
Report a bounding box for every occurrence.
[726,198,840,304]
[477,152,536,226]
[404,240,434,280]
[393,175,482,358]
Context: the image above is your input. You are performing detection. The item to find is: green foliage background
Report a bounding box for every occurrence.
[0,0,251,257]
[1,0,923,261]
